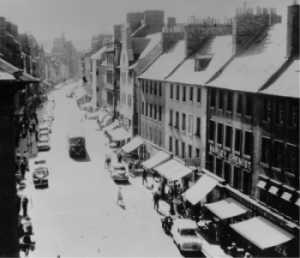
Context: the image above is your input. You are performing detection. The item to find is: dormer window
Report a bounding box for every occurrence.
[194,55,212,71]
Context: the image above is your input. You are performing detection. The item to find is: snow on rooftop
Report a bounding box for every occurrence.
[138,33,161,59]
[139,40,186,81]
[166,35,233,85]
[260,59,300,99]
[207,23,287,93]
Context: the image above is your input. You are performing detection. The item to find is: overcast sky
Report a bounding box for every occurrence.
[0,0,293,52]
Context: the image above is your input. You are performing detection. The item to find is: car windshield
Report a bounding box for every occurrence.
[70,137,85,145]
[180,229,197,236]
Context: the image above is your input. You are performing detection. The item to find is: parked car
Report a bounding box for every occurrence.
[37,134,50,151]
[32,165,49,188]
[110,164,129,183]
[170,219,202,253]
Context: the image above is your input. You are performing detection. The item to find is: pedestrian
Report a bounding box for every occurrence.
[153,192,160,211]
[117,153,122,163]
[116,187,125,208]
[22,196,29,218]
[20,159,27,179]
[142,169,147,185]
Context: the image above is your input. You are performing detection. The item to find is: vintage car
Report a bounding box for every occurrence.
[32,165,49,188]
[170,218,202,253]
[110,163,129,183]
[37,134,50,151]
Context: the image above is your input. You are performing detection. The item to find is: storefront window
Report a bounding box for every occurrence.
[233,166,241,189]
[209,120,215,141]
[235,129,242,152]
[244,131,253,156]
[224,162,231,184]
[227,92,233,112]
[225,126,232,148]
[218,90,224,110]
[261,137,271,164]
[216,158,223,177]
[217,123,223,145]
[242,171,252,195]
[210,89,216,108]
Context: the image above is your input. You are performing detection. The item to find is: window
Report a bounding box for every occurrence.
[158,82,162,96]
[261,137,271,164]
[276,101,285,124]
[158,106,162,121]
[189,87,194,101]
[188,145,192,158]
[150,104,153,118]
[182,86,186,102]
[196,148,200,158]
[145,81,148,93]
[153,82,157,95]
[227,92,233,112]
[217,123,223,145]
[142,102,145,115]
[216,158,223,177]
[242,171,252,195]
[175,112,179,129]
[196,117,201,137]
[263,98,272,122]
[141,80,145,93]
[286,145,298,175]
[207,154,214,172]
[149,81,153,94]
[181,142,185,158]
[237,94,242,115]
[170,84,173,99]
[175,139,179,156]
[287,102,299,127]
[235,129,241,152]
[245,95,253,117]
[218,90,224,110]
[225,126,232,148]
[197,88,201,102]
[169,110,173,126]
[273,141,284,168]
[210,89,216,108]
[209,120,215,141]
[154,105,157,120]
[244,131,253,156]
[224,163,231,184]
[233,167,241,189]
[182,113,186,131]
[188,115,193,135]
[127,95,131,107]
[145,103,148,116]
[195,57,212,71]
[169,136,173,152]
[106,71,113,84]
[176,85,180,100]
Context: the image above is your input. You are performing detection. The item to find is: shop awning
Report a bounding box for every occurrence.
[121,137,144,153]
[205,198,248,220]
[154,159,193,181]
[101,115,112,127]
[142,151,170,170]
[183,175,218,205]
[110,128,131,142]
[257,180,267,190]
[230,216,294,250]
[104,120,119,133]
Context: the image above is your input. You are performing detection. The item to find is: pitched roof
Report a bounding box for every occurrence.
[166,35,233,85]
[260,59,300,99]
[206,23,287,93]
[139,40,185,81]
[91,46,107,60]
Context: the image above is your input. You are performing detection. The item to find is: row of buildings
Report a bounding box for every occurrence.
[82,4,299,257]
[0,16,49,257]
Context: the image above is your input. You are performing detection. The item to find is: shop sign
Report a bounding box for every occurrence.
[209,143,252,170]
[184,158,201,167]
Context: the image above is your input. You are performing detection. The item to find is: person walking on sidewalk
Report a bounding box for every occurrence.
[153,191,160,211]
[142,169,147,185]
[117,187,125,208]
[22,196,29,217]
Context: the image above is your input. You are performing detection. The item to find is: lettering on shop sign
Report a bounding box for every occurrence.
[209,144,252,170]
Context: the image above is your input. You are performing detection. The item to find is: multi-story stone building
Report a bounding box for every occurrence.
[119,10,164,136]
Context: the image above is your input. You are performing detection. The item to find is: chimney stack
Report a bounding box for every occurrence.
[287,3,299,57]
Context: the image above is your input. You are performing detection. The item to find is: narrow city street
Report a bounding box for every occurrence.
[25,82,181,257]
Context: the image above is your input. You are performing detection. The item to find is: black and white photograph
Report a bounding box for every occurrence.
[0,0,299,257]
